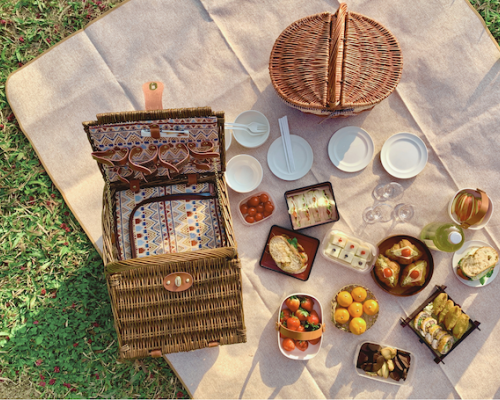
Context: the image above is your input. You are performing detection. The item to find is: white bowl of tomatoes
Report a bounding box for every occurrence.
[238,191,275,225]
[277,293,324,360]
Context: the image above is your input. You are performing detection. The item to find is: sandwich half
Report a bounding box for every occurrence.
[457,246,498,281]
[269,235,308,275]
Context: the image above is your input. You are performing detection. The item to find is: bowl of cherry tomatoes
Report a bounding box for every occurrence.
[238,191,275,225]
[277,293,324,360]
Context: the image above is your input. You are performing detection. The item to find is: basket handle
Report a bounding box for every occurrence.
[328,3,347,108]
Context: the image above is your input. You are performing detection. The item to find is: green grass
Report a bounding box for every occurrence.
[0,1,188,398]
[1,0,500,398]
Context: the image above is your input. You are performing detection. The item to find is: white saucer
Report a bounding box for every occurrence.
[381,133,428,179]
[267,135,313,181]
[328,126,374,172]
[452,240,499,287]
[225,155,263,193]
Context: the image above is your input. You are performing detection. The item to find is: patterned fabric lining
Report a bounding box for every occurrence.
[88,117,220,182]
[115,182,225,260]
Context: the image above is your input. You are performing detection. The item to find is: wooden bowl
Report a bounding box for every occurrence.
[371,235,434,296]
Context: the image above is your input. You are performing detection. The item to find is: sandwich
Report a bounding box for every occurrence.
[457,246,498,282]
[385,239,422,265]
[375,255,400,288]
[269,234,308,275]
[305,190,321,223]
[400,260,427,287]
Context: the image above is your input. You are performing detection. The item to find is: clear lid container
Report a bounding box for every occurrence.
[320,229,378,274]
[237,191,276,226]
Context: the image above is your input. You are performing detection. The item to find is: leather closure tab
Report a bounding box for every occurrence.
[150,124,160,139]
[163,272,194,292]
[142,81,164,110]
[150,349,162,358]
[129,179,141,193]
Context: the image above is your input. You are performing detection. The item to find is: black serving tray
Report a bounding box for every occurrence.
[400,285,480,364]
[284,181,340,231]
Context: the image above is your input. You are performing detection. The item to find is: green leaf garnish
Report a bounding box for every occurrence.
[287,237,298,249]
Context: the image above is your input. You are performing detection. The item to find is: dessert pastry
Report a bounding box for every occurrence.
[385,239,422,265]
[452,313,470,340]
[331,233,347,248]
[400,260,428,287]
[351,256,366,270]
[375,255,400,288]
[325,244,342,258]
[444,305,462,330]
[339,249,354,263]
[457,246,498,281]
[269,234,308,274]
[345,240,359,254]
[356,246,370,259]
[432,293,448,315]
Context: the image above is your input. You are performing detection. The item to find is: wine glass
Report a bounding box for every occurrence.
[362,203,393,224]
[392,203,414,223]
[373,182,404,202]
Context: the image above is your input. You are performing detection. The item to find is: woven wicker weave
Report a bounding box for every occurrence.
[269,3,403,117]
[83,107,246,358]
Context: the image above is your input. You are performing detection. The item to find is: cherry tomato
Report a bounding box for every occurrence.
[239,204,248,215]
[255,213,263,221]
[410,270,420,279]
[296,325,305,333]
[286,315,301,330]
[263,211,272,218]
[264,203,274,213]
[296,340,309,352]
[256,204,265,213]
[247,196,260,207]
[245,215,255,224]
[307,313,320,326]
[285,296,300,312]
[295,308,310,322]
[259,193,269,203]
[383,268,393,278]
[308,338,321,345]
[300,297,314,312]
[247,207,257,217]
[280,309,291,324]
[282,338,295,352]
[401,248,412,257]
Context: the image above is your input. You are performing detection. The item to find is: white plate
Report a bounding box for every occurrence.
[267,135,313,181]
[380,133,428,179]
[225,155,263,193]
[231,110,270,149]
[328,126,374,172]
[452,240,499,287]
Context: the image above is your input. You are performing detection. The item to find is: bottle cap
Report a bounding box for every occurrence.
[449,231,462,244]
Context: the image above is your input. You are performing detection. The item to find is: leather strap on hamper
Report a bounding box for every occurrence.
[128,193,222,258]
[276,322,325,341]
[142,81,164,111]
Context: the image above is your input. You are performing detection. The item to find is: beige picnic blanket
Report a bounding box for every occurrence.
[7,0,500,398]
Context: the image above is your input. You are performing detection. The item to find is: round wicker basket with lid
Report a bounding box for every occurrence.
[269,3,403,118]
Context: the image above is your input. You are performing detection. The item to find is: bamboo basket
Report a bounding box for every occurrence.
[83,106,246,359]
[269,3,403,118]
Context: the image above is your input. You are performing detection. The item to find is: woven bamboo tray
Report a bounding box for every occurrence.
[269,3,403,118]
[83,107,246,358]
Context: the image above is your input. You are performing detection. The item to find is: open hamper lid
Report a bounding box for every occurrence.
[269,3,403,117]
[82,82,226,192]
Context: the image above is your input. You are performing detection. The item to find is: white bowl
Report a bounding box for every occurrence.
[231,110,270,148]
[225,155,263,193]
[225,128,232,151]
[448,188,493,230]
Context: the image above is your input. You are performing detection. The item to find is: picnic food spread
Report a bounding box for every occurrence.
[69,0,497,393]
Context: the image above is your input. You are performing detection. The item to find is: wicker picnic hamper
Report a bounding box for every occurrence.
[82,84,246,359]
[269,3,403,118]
